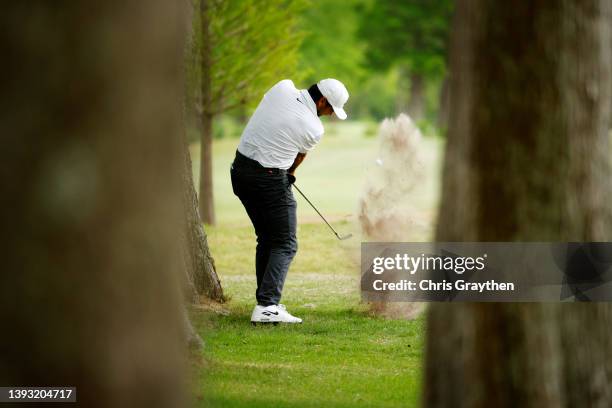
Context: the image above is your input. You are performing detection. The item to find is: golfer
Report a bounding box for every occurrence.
[230,78,349,324]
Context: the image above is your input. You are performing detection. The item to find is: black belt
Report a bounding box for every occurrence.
[233,150,286,174]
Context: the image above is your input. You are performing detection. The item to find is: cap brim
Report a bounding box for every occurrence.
[332,106,347,120]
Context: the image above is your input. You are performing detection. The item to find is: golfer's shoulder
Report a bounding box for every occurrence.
[268,79,297,95]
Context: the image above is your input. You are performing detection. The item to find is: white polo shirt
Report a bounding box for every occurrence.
[237,79,324,169]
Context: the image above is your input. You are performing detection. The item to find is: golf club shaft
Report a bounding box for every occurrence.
[292,184,341,237]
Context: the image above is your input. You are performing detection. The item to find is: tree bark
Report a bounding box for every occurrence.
[183,135,224,302]
[199,0,216,225]
[407,71,426,121]
[426,1,612,407]
[0,1,189,406]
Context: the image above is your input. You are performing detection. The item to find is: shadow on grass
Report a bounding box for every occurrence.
[208,306,372,326]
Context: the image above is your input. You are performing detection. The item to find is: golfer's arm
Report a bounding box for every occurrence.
[288,152,306,175]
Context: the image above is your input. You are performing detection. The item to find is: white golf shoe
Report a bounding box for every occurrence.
[251,304,303,325]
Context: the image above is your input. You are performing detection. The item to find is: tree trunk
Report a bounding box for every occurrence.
[0,1,189,406]
[199,0,216,225]
[426,1,612,407]
[237,105,250,125]
[396,65,411,116]
[181,0,222,304]
[183,135,224,302]
[438,76,450,131]
[179,110,220,352]
[407,71,425,121]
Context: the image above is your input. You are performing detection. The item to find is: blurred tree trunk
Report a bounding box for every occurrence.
[396,65,411,115]
[237,105,250,125]
[407,72,425,121]
[427,1,612,407]
[437,76,450,130]
[199,0,216,225]
[0,1,190,406]
[182,135,224,302]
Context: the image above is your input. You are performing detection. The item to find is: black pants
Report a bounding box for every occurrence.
[230,150,297,306]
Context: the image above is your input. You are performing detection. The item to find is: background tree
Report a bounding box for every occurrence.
[181,0,224,307]
[358,0,452,120]
[0,1,189,405]
[180,104,223,349]
[181,133,224,302]
[427,1,612,406]
[190,0,306,224]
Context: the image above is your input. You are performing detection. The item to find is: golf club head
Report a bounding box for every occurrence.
[336,233,353,241]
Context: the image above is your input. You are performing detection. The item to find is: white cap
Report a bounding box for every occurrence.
[317,78,349,120]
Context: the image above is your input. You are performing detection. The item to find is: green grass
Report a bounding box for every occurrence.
[189,121,442,407]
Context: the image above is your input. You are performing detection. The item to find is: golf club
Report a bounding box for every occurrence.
[293,184,353,240]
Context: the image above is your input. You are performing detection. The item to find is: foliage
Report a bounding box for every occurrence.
[358,0,453,78]
[212,115,243,140]
[186,0,308,119]
[348,68,399,120]
[297,0,453,121]
[184,0,455,129]
[298,0,366,95]
[298,0,415,121]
